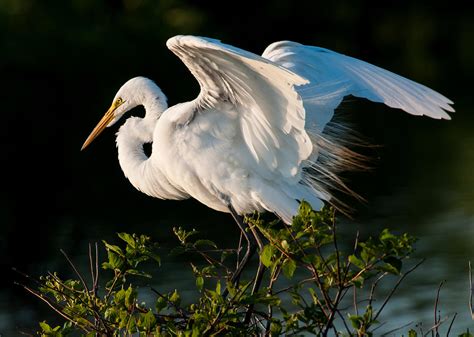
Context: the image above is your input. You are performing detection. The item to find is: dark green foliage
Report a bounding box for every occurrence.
[24,204,468,336]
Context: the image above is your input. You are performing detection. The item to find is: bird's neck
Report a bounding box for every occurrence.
[116,116,188,201]
[134,81,168,120]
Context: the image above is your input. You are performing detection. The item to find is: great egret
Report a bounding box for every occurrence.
[82,36,453,298]
[82,35,453,224]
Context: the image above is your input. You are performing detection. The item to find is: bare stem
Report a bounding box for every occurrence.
[373,259,425,322]
[60,249,90,295]
[446,312,457,337]
[434,280,445,337]
[368,272,388,308]
[18,283,94,333]
[469,261,474,320]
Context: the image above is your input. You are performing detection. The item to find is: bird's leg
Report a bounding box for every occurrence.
[248,225,265,292]
[227,205,256,285]
[235,232,243,270]
[225,205,269,325]
[245,222,266,324]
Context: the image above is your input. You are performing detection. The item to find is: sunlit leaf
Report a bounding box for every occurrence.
[349,254,364,269]
[282,258,296,279]
[260,244,276,267]
[383,256,402,274]
[118,232,136,248]
[170,289,180,306]
[408,329,418,337]
[196,276,204,291]
[142,309,156,330]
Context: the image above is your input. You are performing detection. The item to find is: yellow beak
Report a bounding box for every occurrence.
[81,105,116,151]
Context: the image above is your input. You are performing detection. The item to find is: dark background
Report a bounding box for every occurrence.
[1,0,473,333]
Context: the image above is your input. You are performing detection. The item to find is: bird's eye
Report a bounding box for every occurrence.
[116,97,123,105]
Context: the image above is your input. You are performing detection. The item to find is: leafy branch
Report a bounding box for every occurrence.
[15,204,472,336]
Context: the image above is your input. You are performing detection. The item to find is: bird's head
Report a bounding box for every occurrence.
[81,76,167,150]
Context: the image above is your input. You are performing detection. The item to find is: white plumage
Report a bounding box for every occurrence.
[82,35,454,223]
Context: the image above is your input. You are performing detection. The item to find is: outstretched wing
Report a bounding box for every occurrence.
[167,35,311,179]
[262,41,454,132]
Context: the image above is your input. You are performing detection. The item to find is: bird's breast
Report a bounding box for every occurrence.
[152,106,254,213]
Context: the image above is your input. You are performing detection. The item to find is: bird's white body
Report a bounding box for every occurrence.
[83,35,454,223]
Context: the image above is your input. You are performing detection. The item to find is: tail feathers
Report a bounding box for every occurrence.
[301,118,373,216]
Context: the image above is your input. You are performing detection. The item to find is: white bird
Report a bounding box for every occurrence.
[81,35,454,225]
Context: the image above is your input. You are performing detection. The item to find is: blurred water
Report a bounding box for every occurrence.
[2,0,473,334]
[2,104,473,336]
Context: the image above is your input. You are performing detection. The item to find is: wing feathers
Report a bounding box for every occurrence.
[167,36,312,179]
[263,41,454,129]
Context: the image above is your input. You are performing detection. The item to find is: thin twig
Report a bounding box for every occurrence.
[261,221,332,316]
[379,320,413,336]
[125,304,136,332]
[446,312,457,337]
[322,283,348,336]
[88,242,110,335]
[88,243,95,292]
[332,216,341,285]
[423,316,448,337]
[203,281,252,336]
[344,228,362,333]
[434,280,445,337]
[46,272,87,297]
[469,261,473,319]
[335,307,352,336]
[345,229,360,278]
[150,287,188,317]
[353,285,359,316]
[12,267,44,287]
[104,271,123,305]
[45,270,111,334]
[93,242,100,298]
[368,272,388,308]
[88,242,99,295]
[18,283,94,333]
[60,249,90,295]
[373,258,425,321]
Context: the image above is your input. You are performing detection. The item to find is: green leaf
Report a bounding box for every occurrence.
[380,229,396,242]
[155,296,167,313]
[383,256,402,274]
[352,275,365,288]
[270,320,282,336]
[147,252,161,265]
[142,309,156,330]
[103,250,124,270]
[126,269,152,278]
[39,321,52,333]
[408,329,418,337]
[458,332,474,337]
[196,276,204,291]
[124,286,137,307]
[349,254,364,269]
[118,232,136,248]
[378,263,400,275]
[103,241,124,257]
[170,289,181,306]
[169,246,186,256]
[348,314,362,329]
[114,288,126,305]
[194,239,217,249]
[282,258,297,279]
[260,244,275,267]
[215,281,221,295]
